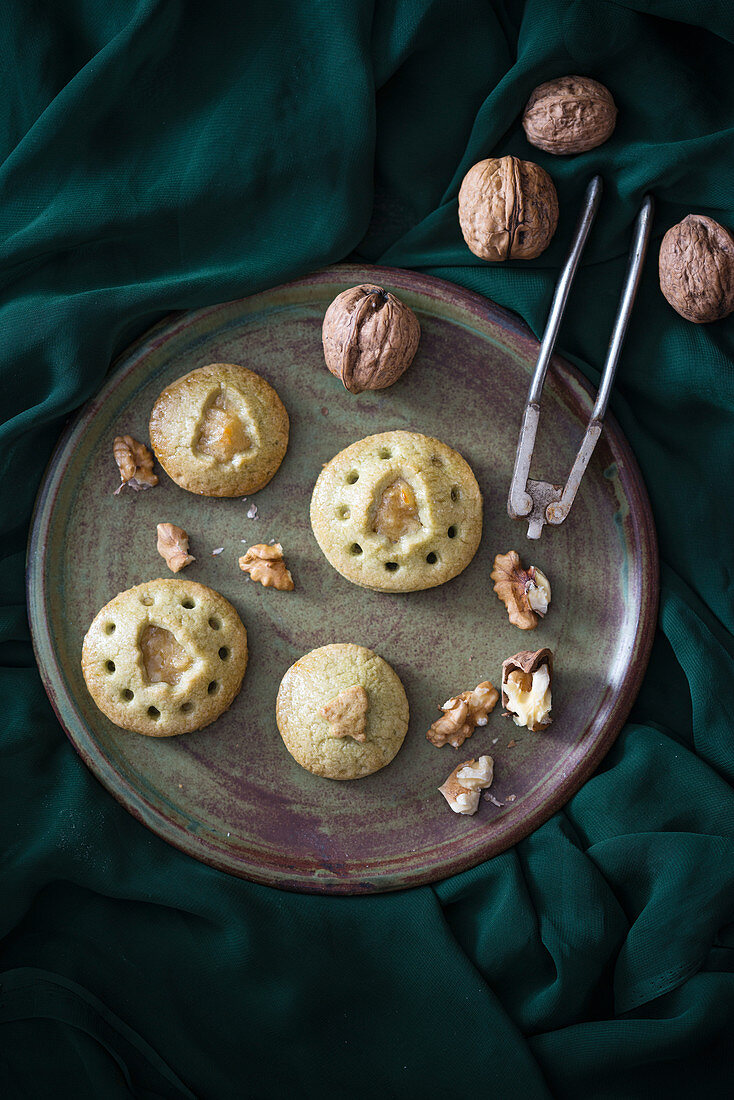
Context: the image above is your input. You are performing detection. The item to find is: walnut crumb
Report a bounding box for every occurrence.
[427,681,499,749]
[113,435,158,493]
[239,543,294,590]
[439,755,494,815]
[320,685,368,742]
[156,523,195,573]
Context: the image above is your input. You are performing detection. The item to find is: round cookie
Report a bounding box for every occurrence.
[81,578,248,737]
[149,363,289,497]
[276,643,409,780]
[310,430,482,592]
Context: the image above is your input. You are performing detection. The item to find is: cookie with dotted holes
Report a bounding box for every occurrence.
[276,643,409,779]
[310,431,482,592]
[81,579,248,736]
[149,363,289,497]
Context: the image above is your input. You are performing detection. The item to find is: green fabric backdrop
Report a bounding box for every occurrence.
[2,1,733,1096]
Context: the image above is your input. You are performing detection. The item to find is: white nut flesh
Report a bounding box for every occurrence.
[505,665,551,729]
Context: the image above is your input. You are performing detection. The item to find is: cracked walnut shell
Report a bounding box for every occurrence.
[522,76,617,155]
[239,543,294,590]
[458,155,558,262]
[659,215,734,323]
[427,681,499,749]
[502,649,553,732]
[157,523,195,573]
[113,435,158,493]
[322,284,420,394]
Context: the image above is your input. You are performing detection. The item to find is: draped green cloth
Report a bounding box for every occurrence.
[2,1,733,1095]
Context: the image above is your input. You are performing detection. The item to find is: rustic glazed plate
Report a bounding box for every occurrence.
[27,265,657,894]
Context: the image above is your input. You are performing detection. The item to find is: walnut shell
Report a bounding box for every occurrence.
[458,156,559,262]
[658,214,734,323]
[522,75,617,155]
[322,284,421,394]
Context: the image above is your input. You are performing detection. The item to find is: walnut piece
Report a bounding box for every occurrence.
[239,543,294,590]
[113,435,158,493]
[491,550,551,630]
[458,155,558,262]
[522,75,617,155]
[501,649,553,732]
[156,523,195,573]
[372,478,422,541]
[322,284,421,394]
[320,685,368,742]
[439,755,494,815]
[427,681,499,749]
[659,215,734,323]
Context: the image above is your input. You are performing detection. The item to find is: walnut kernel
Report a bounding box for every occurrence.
[439,755,494,815]
[501,649,553,732]
[458,155,558,262]
[113,435,158,493]
[427,681,499,749]
[491,550,551,630]
[157,523,195,573]
[320,685,369,742]
[522,76,617,155]
[322,284,421,394]
[239,543,294,590]
[658,215,734,323]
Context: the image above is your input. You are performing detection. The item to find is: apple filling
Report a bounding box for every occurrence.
[197,391,250,462]
[372,478,422,541]
[140,625,191,685]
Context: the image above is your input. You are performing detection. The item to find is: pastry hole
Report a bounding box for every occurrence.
[147,706,160,720]
[104,623,116,635]
[426,552,438,564]
[208,617,221,630]
[450,486,460,502]
[105,660,116,674]
[218,646,230,660]
[207,680,219,695]
[140,596,154,606]
[349,543,363,555]
[121,689,134,702]
[345,471,359,484]
[336,505,350,520]
[181,598,195,609]
[378,448,392,460]
[384,562,399,572]
[180,702,194,714]
[430,455,443,467]
[447,526,458,539]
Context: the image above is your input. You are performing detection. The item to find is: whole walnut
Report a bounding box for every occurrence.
[322,284,420,394]
[522,76,617,155]
[458,156,558,262]
[658,214,734,323]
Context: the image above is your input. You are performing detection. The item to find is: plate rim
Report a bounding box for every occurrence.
[26,262,659,894]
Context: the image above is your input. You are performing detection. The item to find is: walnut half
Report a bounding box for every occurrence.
[439,755,494,815]
[491,551,551,630]
[113,435,158,493]
[427,681,499,748]
[239,543,294,590]
[156,523,195,573]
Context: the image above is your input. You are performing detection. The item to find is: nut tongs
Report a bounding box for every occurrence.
[508,176,654,539]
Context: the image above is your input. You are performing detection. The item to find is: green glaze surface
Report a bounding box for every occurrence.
[27,265,657,893]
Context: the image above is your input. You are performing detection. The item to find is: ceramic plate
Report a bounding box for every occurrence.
[27,265,657,894]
